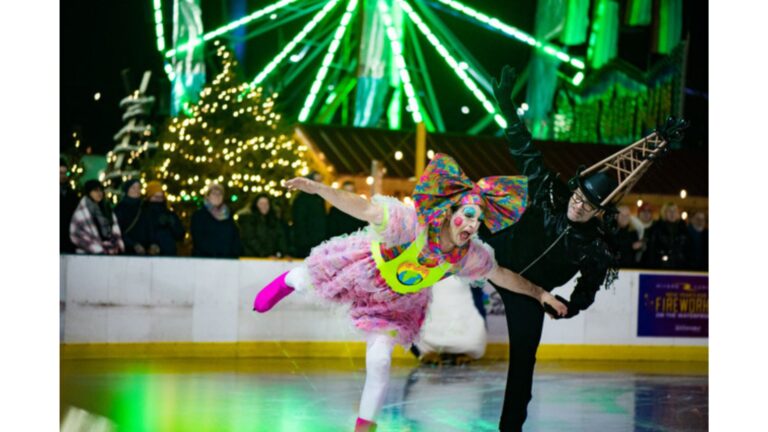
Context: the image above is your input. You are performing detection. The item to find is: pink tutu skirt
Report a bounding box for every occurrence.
[305,231,431,345]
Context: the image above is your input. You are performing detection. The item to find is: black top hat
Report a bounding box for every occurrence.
[569,167,618,211]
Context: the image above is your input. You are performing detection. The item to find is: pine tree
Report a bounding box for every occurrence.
[145,40,310,220]
[104,71,158,201]
[62,131,88,192]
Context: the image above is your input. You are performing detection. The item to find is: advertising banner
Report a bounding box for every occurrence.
[637,274,708,337]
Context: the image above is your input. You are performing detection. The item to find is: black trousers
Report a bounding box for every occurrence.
[496,288,545,432]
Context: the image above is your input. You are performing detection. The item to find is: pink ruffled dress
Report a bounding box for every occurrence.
[305,195,497,345]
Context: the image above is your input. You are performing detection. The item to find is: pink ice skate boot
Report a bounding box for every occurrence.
[354,417,377,432]
[253,271,294,313]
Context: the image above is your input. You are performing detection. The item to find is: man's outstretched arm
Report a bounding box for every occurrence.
[492,65,549,190]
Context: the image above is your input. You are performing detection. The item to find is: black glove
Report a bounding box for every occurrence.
[655,116,690,145]
[491,65,522,126]
[543,295,580,320]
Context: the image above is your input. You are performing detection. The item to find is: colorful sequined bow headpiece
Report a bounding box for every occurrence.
[412,153,527,234]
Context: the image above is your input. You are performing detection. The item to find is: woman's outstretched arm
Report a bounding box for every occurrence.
[285,177,383,225]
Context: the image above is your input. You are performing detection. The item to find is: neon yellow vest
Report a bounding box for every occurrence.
[371,231,452,294]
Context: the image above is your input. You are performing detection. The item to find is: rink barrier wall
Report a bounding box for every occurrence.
[60,342,707,362]
[60,256,708,362]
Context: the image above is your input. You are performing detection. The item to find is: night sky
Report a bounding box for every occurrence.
[60,0,708,154]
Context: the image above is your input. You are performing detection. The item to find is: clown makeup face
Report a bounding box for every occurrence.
[446,204,483,247]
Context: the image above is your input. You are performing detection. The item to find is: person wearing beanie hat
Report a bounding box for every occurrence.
[190,183,242,258]
[135,180,185,256]
[114,179,146,255]
[69,179,124,254]
[253,153,567,431]
[145,181,165,202]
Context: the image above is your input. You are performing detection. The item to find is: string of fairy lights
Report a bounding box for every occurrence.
[103,87,157,200]
[146,40,310,205]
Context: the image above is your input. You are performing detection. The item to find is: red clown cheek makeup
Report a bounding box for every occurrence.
[453,216,464,227]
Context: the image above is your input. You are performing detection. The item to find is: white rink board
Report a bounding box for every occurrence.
[61,256,707,347]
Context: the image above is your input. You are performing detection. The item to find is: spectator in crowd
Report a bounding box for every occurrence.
[114,179,146,255]
[327,180,367,238]
[69,179,124,255]
[632,203,655,266]
[643,202,690,269]
[613,205,643,268]
[686,211,708,271]
[60,159,79,253]
[137,180,185,256]
[634,202,655,235]
[290,171,327,258]
[191,183,242,258]
[238,193,290,258]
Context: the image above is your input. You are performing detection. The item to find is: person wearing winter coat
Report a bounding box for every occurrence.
[190,183,242,258]
[114,179,147,255]
[136,181,185,256]
[613,205,643,268]
[643,202,691,269]
[238,193,290,258]
[686,211,708,271]
[69,180,124,255]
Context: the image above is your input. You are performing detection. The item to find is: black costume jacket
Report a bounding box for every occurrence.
[483,123,617,313]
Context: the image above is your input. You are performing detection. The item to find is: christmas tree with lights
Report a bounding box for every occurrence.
[145,40,310,217]
[62,131,88,191]
[104,71,158,200]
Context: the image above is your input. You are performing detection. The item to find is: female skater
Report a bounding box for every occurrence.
[253,153,567,431]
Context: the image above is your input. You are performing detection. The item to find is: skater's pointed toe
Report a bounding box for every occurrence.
[253,271,294,313]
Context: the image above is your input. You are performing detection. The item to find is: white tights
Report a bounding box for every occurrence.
[358,332,395,421]
[285,265,313,292]
[287,265,395,422]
